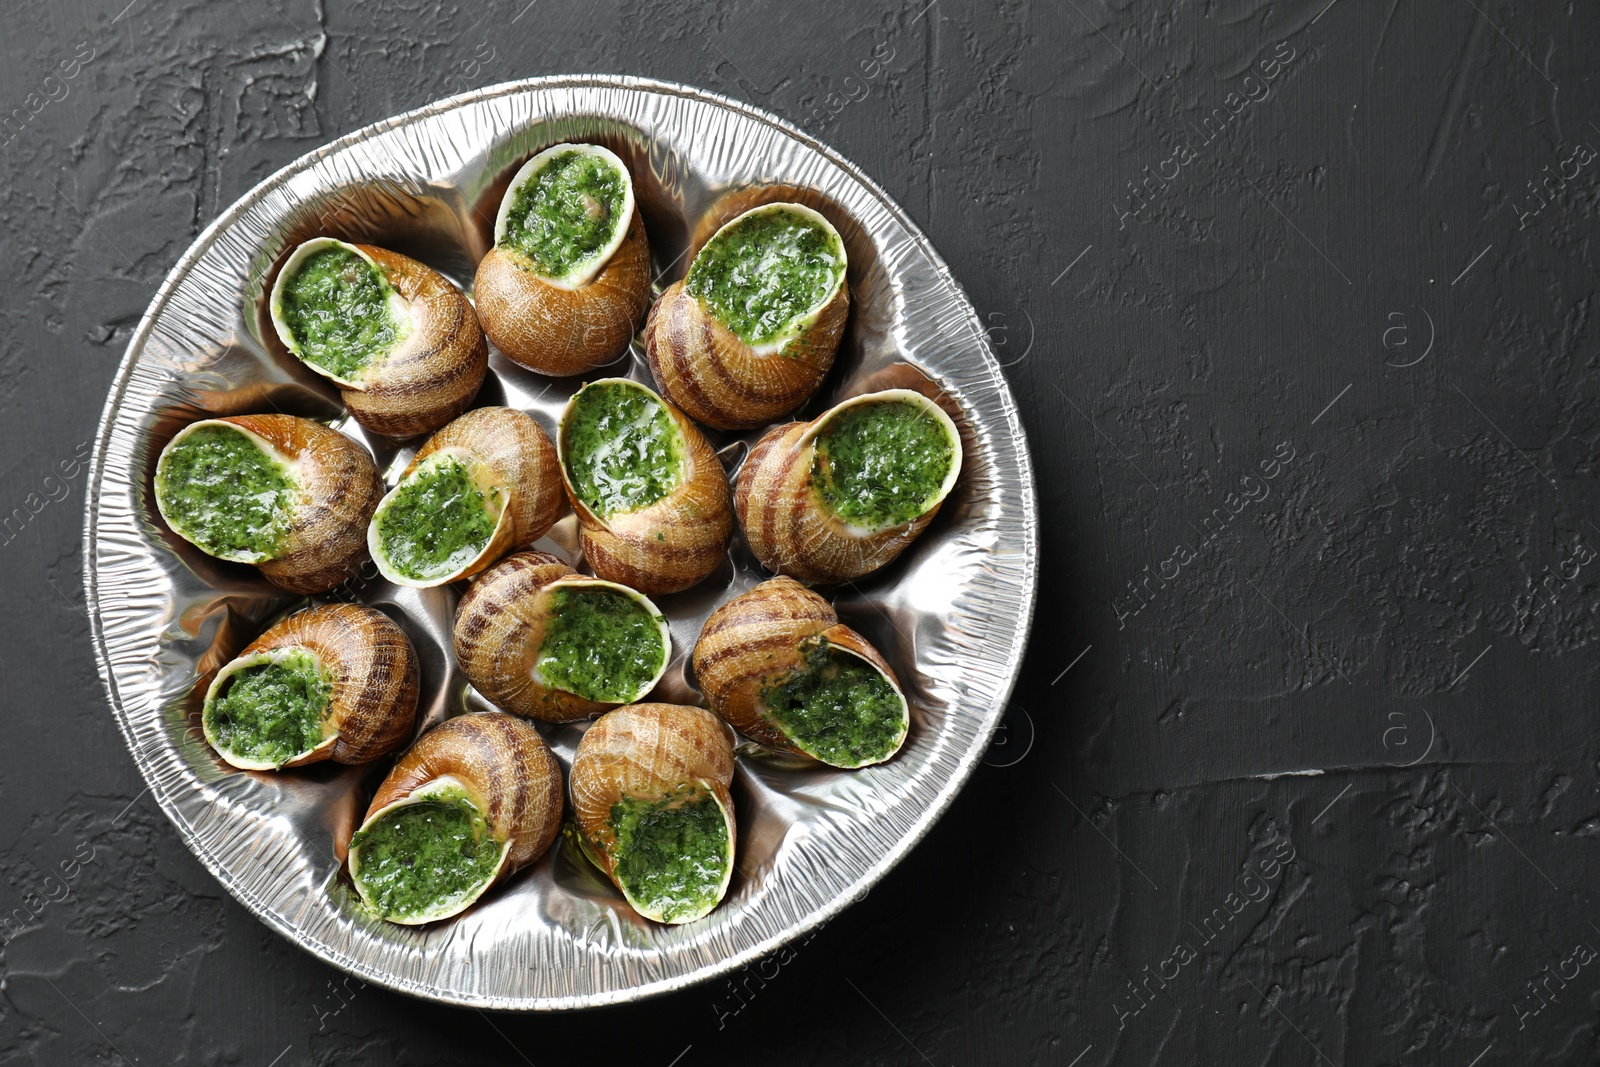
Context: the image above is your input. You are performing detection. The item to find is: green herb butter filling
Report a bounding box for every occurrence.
[562,382,683,519]
[277,245,401,380]
[376,455,501,582]
[760,638,905,767]
[204,648,332,767]
[500,149,628,280]
[685,207,844,346]
[156,424,298,561]
[351,794,505,920]
[609,785,729,923]
[536,586,666,703]
[813,400,955,529]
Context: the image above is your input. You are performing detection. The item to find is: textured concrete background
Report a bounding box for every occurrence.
[3,0,1598,1063]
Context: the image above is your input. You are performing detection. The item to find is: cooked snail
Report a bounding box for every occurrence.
[454,551,671,722]
[348,712,563,925]
[645,202,849,430]
[693,577,907,768]
[556,378,733,595]
[570,704,736,924]
[368,406,566,587]
[154,414,381,593]
[473,143,651,376]
[736,388,963,583]
[270,238,488,438]
[202,604,420,771]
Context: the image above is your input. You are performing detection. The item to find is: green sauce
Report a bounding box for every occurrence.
[500,150,627,279]
[205,649,331,766]
[610,785,729,922]
[814,401,954,528]
[157,424,298,561]
[535,586,664,703]
[376,455,499,581]
[351,794,504,919]
[278,246,400,380]
[761,638,904,766]
[562,383,682,518]
[685,208,844,345]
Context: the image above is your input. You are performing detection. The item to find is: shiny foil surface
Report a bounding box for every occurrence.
[84,76,1038,1009]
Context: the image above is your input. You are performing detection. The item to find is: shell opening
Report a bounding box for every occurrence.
[348,776,510,925]
[684,202,847,355]
[758,638,909,769]
[800,389,964,535]
[607,782,733,925]
[492,143,635,290]
[368,448,511,587]
[154,420,302,565]
[268,237,413,387]
[557,378,686,524]
[529,577,672,705]
[201,645,335,771]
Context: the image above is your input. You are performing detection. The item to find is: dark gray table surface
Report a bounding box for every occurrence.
[3,1,1598,1064]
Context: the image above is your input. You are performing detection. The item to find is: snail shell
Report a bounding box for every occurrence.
[154,414,381,594]
[269,238,488,439]
[349,712,564,924]
[692,577,907,768]
[201,603,420,770]
[473,144,651,376]
[645,202,850,430]
[570,704,737,924]
[368,406,566,588]
[454,551,671,722]
[735,389,963,583]
[556,378,733,595]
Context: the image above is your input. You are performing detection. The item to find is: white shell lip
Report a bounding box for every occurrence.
[367,448,512,588]
[614,783,735,925]
[201,645,335,771]
[530,575,673,703]
[555,377,687,532]
[348,775,512,925]
[268,237,413,388]
[492,143,635,291]
[154,419,302,565]
[766,641,910,770]
[691,201,848,357]
[798,388,965,536]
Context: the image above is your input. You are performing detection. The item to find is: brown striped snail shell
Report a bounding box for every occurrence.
[692,576,907,768]
[453,551,671,723]
[556,378,733,595]
[349,712,564,924]
[154,414,381,594]
[735,388,964,584]
[269,238,488,439]
[201,603,420,771]
[473,144,651,377]
[368,406,566,588]
[645,202,850,430]
[570,704,737,924]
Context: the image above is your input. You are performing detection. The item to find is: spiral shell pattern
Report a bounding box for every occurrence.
[691,576,905,766]
[453,551,669,722]
[204,603,420,769]
[557,382,733,595]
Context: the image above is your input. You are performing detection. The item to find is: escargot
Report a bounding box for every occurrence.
[202,604,420,771]
[368,406,566,587]
[154,414,381,593]
[454,551,671,722]
[736,388,963,583]
[348,712,563,924]
[645,202,849,430]
[556,378,733,595]
[270,237,488,438]
[473,143,651,376]
[570,704,736,924]
[693,577,907,768]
